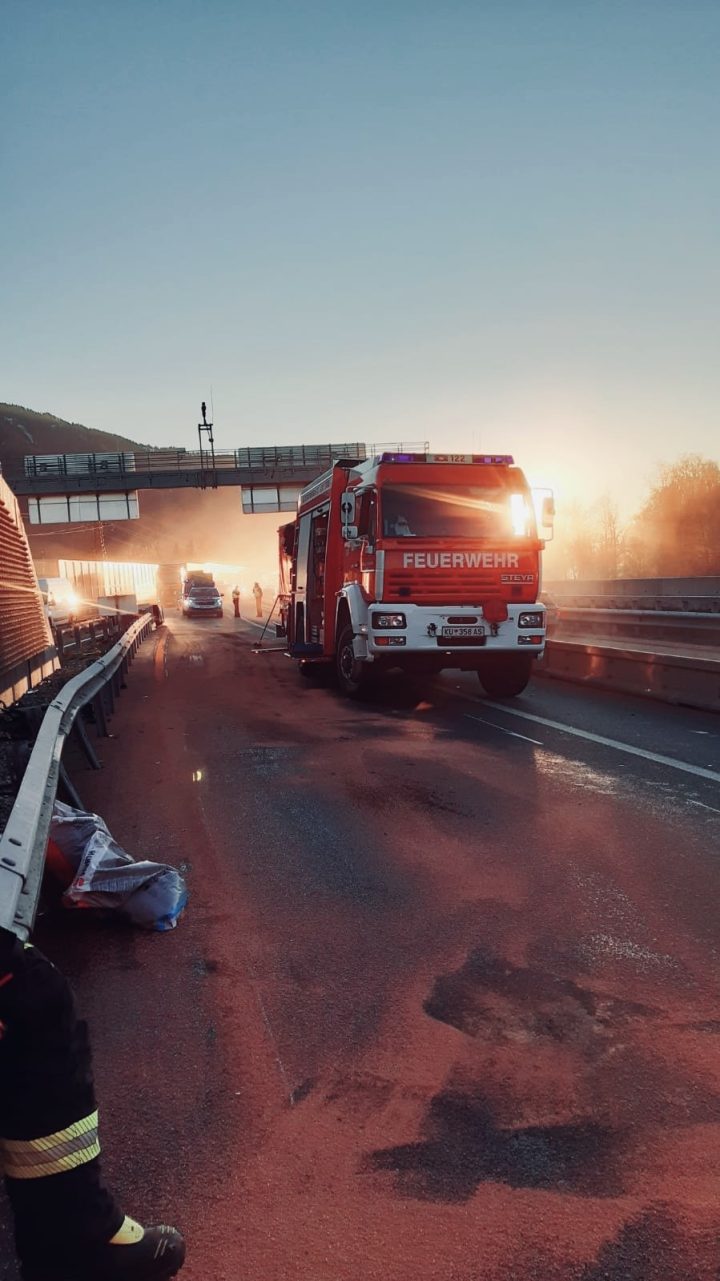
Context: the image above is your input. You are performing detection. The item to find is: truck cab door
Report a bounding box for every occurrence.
[293,513,312,644]
[359,492,377,574]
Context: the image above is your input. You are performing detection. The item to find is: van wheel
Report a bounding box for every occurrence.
[336,625,373,699]
[477,655,533,698]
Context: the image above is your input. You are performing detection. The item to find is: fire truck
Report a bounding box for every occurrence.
[278,451,554,698]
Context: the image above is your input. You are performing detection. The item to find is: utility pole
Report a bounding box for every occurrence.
[198,401,217,489]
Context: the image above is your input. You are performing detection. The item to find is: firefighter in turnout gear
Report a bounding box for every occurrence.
[0,928,185,1281]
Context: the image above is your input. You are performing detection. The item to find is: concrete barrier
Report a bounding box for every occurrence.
[539,639,720,713]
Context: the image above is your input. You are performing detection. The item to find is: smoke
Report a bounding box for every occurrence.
[27,488,282,594]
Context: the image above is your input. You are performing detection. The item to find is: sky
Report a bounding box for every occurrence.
[3,0,719,518]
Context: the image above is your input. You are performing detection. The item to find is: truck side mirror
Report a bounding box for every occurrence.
[341,490,358,540]
[532,484,556,535]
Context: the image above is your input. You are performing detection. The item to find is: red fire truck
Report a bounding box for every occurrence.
[278,451,554,698]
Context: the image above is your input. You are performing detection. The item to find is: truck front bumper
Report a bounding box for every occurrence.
[359,603,546,663]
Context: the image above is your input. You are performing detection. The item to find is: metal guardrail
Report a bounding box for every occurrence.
[545,576,720,601]
[550,606,720,645]
[540,581,720,708]
[1,647,59,710]
[549,595,720,615]
[0,613,154,940]
[52,614,123,659]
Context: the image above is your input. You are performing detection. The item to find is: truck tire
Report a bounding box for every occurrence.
[477,655,533,698]
[336,624,373,699]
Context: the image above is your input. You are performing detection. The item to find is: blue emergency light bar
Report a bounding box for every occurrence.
[379,452,514,465]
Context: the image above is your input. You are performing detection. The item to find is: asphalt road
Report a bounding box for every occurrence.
[4,613,720,1281]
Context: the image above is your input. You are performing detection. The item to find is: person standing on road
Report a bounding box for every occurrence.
[252,582,263,618]
[0,928,186,1281]
[232,585,241,618]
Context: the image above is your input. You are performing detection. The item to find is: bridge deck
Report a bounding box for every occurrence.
[9,462,329,494]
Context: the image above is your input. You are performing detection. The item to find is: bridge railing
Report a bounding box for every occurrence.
[21,443,369,479]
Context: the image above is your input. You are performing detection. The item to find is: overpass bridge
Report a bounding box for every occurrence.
[10,443,368,495]
[7,442,378,522]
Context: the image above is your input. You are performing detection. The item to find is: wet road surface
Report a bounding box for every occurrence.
[4,613,720,1281]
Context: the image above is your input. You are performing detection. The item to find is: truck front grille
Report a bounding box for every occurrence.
[383,569,530,606]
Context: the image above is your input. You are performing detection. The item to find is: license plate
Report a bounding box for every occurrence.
[441,625,485,639]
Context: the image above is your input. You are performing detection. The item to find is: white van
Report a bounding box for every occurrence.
[37,577,81,626]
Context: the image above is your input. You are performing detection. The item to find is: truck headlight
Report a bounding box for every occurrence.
[518,611,545,628]
[372,613,406,629]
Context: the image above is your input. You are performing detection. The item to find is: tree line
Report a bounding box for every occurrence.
[543,455,720,581]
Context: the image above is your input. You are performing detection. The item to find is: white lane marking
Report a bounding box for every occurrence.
[478,700,720,784]
[687,799,720,815]
[465,714,543,746]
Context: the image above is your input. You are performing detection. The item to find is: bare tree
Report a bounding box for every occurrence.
[594,494,620,578]
[542,501,595,580]
[635,455,720,576]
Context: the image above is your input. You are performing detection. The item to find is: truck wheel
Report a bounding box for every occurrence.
[336,624,373,699]
[477,655,533,698]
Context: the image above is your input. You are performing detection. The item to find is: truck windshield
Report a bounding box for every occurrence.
[381,484,523,539]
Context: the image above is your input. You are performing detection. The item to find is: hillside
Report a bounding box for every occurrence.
[0,403,156,475]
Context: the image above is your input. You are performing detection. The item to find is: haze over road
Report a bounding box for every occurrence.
[8,614,720,1281]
